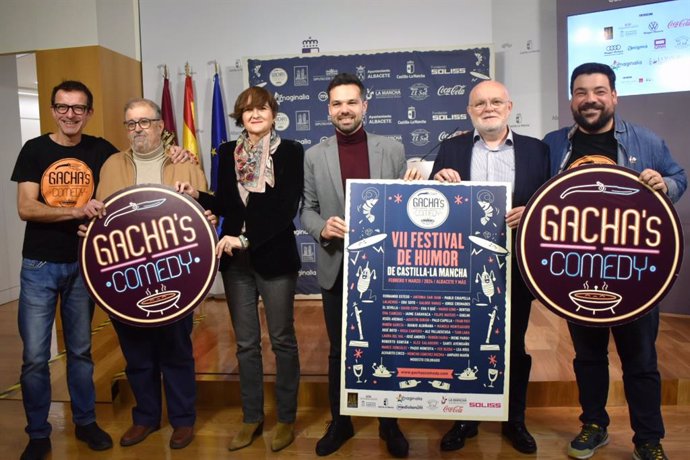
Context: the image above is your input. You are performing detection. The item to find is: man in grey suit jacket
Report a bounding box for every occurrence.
[301,73,414,458]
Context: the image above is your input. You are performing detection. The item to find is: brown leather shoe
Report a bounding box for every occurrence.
[170,426,194,449]
[120,424,159,447]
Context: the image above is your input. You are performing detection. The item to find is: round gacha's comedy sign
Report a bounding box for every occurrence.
[79,184,218,327]
[516,165,683,327]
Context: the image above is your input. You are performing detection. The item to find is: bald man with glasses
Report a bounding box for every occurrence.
[431,80,550,455]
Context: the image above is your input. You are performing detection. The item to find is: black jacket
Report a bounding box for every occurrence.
[430,131,550,208]
[198,139,304,277]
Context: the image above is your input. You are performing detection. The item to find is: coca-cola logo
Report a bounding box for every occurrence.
[437,85,466,96]
[668,18,690,28]
[442,405,464,413]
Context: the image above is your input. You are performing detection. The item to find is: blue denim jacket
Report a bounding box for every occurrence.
[543,118,687,203]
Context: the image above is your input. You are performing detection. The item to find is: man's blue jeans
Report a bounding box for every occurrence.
[18,258,96,438]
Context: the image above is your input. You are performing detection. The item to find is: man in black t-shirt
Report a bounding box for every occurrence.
[10,81,117,460]
[544,62,686,460]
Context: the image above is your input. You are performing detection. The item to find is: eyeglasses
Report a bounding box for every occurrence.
[52,104,89,115]
[469,99,510,111]
[124,118,160,131]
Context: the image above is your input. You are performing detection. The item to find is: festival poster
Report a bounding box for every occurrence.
[340,180,511,420]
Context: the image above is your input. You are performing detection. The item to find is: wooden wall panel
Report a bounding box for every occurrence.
[98,46,142,150]
[35,45,141,152]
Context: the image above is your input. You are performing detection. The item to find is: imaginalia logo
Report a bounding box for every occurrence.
[80,184,219,326]
[516,165,683,326]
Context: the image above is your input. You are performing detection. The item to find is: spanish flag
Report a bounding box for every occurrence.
[183,65,201,166]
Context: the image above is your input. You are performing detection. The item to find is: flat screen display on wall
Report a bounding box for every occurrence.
[567,0,690,97]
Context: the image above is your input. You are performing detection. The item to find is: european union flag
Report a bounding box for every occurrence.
[210,72,228,193]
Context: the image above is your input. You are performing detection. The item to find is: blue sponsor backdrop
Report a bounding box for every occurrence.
[340,180,510,420]
[247,47,492,159]
[246,47,492,295]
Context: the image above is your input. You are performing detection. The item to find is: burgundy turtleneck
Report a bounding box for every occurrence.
[336,126,370,190]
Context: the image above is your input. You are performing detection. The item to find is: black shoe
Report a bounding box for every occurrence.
[315,418,354,456]
[502,421,537,454]
[379,420,409,458]
[20,438,51,460]
[75,421,113,451]
[440,421,479,451]
[633,442,668,460]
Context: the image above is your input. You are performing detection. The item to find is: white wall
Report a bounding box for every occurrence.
[0,55,26,305]
[0,0,99,54]
[18,93,41,145]
[493,0,558,137]
[96,0,141,60]
[0,0,139,60]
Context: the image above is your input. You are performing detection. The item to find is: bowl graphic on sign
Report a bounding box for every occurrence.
[456,361,479,380]
[136,288,181,316]
[568,287,622,315]
[372,362,393,378]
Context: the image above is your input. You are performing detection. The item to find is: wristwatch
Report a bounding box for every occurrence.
[238,234,250,249]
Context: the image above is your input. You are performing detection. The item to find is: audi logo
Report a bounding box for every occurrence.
[606,44,622,51]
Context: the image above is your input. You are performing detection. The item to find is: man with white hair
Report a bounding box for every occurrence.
[431,80,550,454]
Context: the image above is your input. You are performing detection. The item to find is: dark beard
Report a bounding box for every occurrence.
[572,104,614,133]
[335,119,363,135]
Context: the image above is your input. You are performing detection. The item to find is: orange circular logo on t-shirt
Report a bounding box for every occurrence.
[40,158,95,207]
[568,154,617,170]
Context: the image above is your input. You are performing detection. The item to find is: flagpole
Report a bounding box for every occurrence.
[209,60,219,77]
